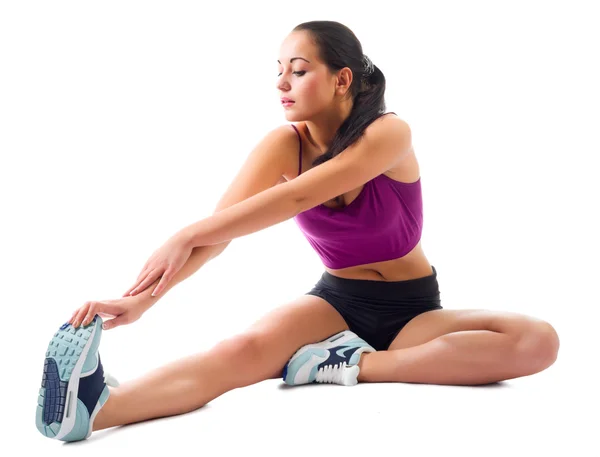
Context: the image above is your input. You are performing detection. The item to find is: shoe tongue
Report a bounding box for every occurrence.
[103,371,120,387]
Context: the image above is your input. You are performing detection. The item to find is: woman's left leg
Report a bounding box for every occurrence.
[356,309,560,385]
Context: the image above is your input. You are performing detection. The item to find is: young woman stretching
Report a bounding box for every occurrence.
[36,20,560,442]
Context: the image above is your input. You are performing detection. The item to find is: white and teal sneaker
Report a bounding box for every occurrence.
[35,315,119,442]
[282,330,375,386]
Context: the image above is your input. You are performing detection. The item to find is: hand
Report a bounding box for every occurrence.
[123,231,194,298]
[69,293,152,331]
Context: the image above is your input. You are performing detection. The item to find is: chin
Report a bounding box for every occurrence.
[283,110,303,122]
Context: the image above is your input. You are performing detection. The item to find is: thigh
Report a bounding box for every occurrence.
[240,294,349,379]
[387,308,546,351]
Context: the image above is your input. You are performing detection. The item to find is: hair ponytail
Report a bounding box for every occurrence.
[312,58,387,167]
[292,22,389,171]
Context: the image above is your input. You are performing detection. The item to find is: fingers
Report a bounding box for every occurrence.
[70,301,121,328]
[124,273,151,297]
[123,275,145,297]
[123,260,153,296]
[81,302,113,327]
[102,314,129,331]
[123,287,138,297]
[70,304,89,328]
[96,311,116,319]
[151,268,172,297]
[124,281,143,297]
[70,305,88,328]
[130,268,162,296]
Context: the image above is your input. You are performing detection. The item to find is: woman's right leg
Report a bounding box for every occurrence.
[93,294,348,431]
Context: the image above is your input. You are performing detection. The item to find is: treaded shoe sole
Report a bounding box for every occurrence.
[35,316,102,440]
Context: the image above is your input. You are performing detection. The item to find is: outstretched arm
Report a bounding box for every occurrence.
[182,180,303,247]
[182,115,412,248]
[123,124,298,299]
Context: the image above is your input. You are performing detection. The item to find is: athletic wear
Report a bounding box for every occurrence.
[291,120,423,269]
[282,330,375,386]
[305,267,443,351]
[36,315,118,442]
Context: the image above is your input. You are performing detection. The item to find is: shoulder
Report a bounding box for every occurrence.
[241,123,302,173]
[365,112,411,140]
[256,123,304,183]
[362,113,417,179]
[260,123,302,147]
[356,113,412,160]
[251,123,303,160]
[369,115,417,179]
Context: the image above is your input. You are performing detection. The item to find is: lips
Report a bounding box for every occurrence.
[281,98,295,104]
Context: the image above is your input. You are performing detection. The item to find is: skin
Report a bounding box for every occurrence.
[67,30,560,436]
[277,31,355,160]
[276,31,434,282]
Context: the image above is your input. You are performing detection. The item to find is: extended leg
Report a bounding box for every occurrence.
[93,295,348,430]
[94,338,267,430]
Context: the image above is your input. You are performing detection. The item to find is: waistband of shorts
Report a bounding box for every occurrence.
[316,265,439,298]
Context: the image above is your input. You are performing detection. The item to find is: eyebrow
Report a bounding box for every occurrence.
[277,57,311,64]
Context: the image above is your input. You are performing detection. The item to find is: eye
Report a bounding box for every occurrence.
[277,71,306,77]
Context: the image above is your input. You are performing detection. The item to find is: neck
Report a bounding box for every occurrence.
[303,102,353,154]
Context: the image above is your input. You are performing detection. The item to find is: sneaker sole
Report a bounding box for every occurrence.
[35,316,101,440]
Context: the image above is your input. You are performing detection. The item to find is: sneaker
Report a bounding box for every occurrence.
[282,330,375,386]
[35,315,119,442]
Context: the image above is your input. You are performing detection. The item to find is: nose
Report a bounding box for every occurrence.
[276,74,290,92]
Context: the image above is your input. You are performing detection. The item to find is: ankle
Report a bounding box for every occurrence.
[92,387,116,431]
[356,352,373,380]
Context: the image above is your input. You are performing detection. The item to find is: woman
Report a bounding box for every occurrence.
[36,20,560,442]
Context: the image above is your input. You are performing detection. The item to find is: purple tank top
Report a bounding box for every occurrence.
[290,123,423,270]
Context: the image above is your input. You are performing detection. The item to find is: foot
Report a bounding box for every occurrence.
[35,315,119,442]
[282,330,375,386]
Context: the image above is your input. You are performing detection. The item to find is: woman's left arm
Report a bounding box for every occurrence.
[181,115,412,248]
[130,116,411,297]
[179,180,304,248]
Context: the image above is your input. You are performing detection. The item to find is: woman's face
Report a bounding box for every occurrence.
[276,31,336,122]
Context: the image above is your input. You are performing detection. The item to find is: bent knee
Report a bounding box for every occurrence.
[516,322,560,373]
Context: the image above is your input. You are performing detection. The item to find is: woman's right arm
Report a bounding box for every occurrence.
[71,125,298,329]
[73,242,232,329]
[134,123,298,303]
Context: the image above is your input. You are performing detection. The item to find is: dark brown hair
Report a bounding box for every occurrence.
[293,20,388,170]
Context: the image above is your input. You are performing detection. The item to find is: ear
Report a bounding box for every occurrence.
[335,67,353,96]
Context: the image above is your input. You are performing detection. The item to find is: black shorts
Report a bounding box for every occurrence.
[305,266,443,351]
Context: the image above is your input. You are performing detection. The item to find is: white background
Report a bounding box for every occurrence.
[2,0,598,455]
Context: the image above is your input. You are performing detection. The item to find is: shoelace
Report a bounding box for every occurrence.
[103,371,120,387]
[315,362,348,384]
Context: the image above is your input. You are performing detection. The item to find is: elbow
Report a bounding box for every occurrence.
[294,196,312,215]
[291,194,310,216]
[286,181,312,214]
